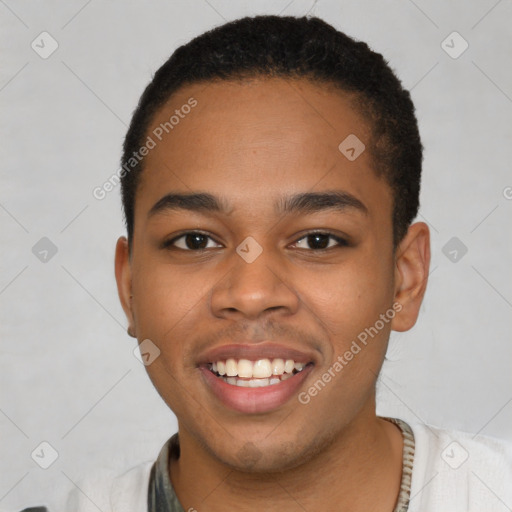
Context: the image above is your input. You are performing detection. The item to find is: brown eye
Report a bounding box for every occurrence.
[294,232,348,250]
[166,232,222,251]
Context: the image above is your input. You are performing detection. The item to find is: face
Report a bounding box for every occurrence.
[116,77,429,472]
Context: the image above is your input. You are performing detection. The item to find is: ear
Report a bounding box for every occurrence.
[391,222,430,332]
[115,236,136,337]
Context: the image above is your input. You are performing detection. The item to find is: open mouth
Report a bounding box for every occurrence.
[207,358,312,388]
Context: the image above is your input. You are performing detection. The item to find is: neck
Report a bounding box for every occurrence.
[170,408,404,511]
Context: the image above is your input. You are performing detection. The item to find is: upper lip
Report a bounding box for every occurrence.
[196,343,318,366]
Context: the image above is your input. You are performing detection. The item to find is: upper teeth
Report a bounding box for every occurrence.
[212,358,306,378]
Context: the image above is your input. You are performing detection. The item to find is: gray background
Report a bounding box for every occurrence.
[1,0,511,509]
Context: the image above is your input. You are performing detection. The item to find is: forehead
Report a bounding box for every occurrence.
[135,77,390,222]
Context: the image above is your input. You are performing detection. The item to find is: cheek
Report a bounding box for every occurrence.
[130,259,218,396]
[131,258,212,335]
[298,254,394,340]
[132,261,209,412]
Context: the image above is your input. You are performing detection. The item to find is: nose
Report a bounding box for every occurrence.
[210,245,300,321]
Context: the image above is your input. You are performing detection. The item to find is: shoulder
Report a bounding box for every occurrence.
[64,460,154,512]
[407,420,512,511]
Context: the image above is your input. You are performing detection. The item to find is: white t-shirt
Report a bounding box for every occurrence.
[59,420,512,511]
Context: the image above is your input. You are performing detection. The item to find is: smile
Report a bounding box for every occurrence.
[208,358,309,388]
[200,357,314,414]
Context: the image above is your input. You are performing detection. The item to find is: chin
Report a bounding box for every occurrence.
[209,430,333,474]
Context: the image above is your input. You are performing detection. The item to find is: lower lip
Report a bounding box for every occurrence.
[199,365,314,414]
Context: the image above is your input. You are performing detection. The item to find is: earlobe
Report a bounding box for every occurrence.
[115,236,136,337]
[391,222,430,332]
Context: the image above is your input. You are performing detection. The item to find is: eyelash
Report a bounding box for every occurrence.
[162,231,349,252]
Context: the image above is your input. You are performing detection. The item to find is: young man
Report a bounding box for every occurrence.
[59,14,511,512]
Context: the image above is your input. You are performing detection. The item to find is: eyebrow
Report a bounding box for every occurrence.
[147,191,368,218]
[276,191,368,216]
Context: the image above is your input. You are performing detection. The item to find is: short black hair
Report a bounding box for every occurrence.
[121,15,422,248]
